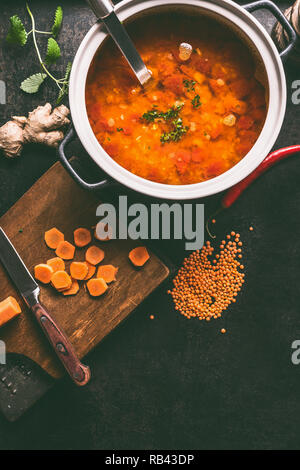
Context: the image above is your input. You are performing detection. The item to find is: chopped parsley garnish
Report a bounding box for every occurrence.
[142,108,162,122]
[192,94,202,109]
[183,79,196,92]
[142,104,188,144]
[160,118,189,144]
[117,127,123,132]
[163,105,184,120]
[142,105,183,123]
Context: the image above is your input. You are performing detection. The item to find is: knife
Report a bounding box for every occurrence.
[86,0,152,85]
[0,228,91,386]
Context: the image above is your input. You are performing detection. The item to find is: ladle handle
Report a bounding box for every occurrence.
[85,0,152,85]
[86,0,114,19]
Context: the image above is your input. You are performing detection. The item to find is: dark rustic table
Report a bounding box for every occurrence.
[0,0,300,450]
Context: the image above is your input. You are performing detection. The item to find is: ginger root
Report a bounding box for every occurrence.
[0,103,70,158]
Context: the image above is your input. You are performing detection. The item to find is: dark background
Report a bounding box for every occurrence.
[0,0,299,450]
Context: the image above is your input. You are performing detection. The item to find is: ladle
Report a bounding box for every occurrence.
[86,0,152,85]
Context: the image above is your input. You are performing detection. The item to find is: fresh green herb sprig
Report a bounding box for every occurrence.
[160,118,189,144]
[6,4,71,103]
[163,105,184,121]
[142,104,183,123]
[192,94,202,109]
[142,104,189,144]
[142,108,161,122]
[183,79,202,109]
[183,79,196,92]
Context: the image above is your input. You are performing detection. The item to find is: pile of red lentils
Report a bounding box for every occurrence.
[168,232,245,321]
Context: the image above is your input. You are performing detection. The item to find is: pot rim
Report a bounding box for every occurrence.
[69,0,286,200]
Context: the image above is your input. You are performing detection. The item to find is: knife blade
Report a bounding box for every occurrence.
[0,228,39,304]
[0,228,91,386]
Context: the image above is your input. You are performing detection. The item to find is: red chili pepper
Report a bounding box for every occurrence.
[222,145,300,208]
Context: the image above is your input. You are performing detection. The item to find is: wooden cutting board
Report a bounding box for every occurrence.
[0,162,169,379]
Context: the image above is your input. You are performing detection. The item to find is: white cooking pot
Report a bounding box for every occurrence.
[59,0,296,199]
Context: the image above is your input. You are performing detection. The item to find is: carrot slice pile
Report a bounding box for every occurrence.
[94,222,112,241]
[129,246,150,267]
[47,257,65,273]
[74,228,92,248]
[55,241,75,260]
[87,278,108,297]
[70,262,89,280]
[34,225,123,300]
[34,264,54,284]
[0,296,21,328]
[62,280,80,296]
[84,262,96,280]
[97,265,118,283]
[85,246,105,265]
[44,228,64,249]
[51,271,72,291]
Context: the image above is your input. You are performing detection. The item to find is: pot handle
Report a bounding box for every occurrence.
[243,0,297,61]
[58,126,114,191]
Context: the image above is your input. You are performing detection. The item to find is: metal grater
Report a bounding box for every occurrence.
[0,354,53,422]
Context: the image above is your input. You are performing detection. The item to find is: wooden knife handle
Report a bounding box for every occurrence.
[31,302,91,386]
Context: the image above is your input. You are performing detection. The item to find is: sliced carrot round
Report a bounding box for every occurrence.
[47,257,65,273]
[34,264,54,284]
[85,245,105,265]
[70,262,89,280]
[129,246,150,267]
[84,262,96,280]
[51,271,72,291]
[55,240,75,260]
[87,278,108,297]
[44,228,64,249]
[74,228,92,248]
[97,265,118,283]
[63,280,80,296]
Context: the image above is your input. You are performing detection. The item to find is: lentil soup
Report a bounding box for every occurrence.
[86,13,267,185]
